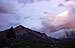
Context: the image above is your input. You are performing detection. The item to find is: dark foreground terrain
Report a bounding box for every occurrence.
[0,38,75,48]
[0,25,75,48]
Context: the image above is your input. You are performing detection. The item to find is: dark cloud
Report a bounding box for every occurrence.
[43,12,49,14]
[18,0,51,4]
[38,0,50,2]
[58,4,64,7]
[24,16,31,19]
[73,0,75,1]
[65,0,70,1]
[18,0,34,4]
[0,0,22,14]
[39,18,44,20]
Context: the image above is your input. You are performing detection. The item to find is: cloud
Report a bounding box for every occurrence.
[0,0,74,34]
[0,0,52,31]
[65,0,70,1]
[0,0,23,30]
[40,0,75,35]
[58,4,64,7]
[0,14,20,30]
[23,16,31,19]
[18,0,34,4]
[0,0,22,13]
[53,1,75,26]
[18,0,51,4]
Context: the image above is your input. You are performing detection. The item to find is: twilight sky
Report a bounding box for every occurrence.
[0,0,75,34]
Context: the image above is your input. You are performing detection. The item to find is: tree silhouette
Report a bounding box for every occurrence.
[6,26,16,39]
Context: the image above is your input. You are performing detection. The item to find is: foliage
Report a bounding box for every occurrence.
[6,27,16,39]
[0,38,75,48]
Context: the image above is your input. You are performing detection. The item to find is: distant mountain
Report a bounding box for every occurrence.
[0,25,47,40]
[47,21,75,39]
[0,25,61,43]
[14,25,48,40]
[0,25,75,48]
[49,29,75,39]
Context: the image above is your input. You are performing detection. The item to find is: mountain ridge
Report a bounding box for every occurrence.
[0,25,62,43]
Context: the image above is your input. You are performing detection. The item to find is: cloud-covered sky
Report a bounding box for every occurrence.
[42,0,75,35]
[0,0,75,36]
[0,0,61,30]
